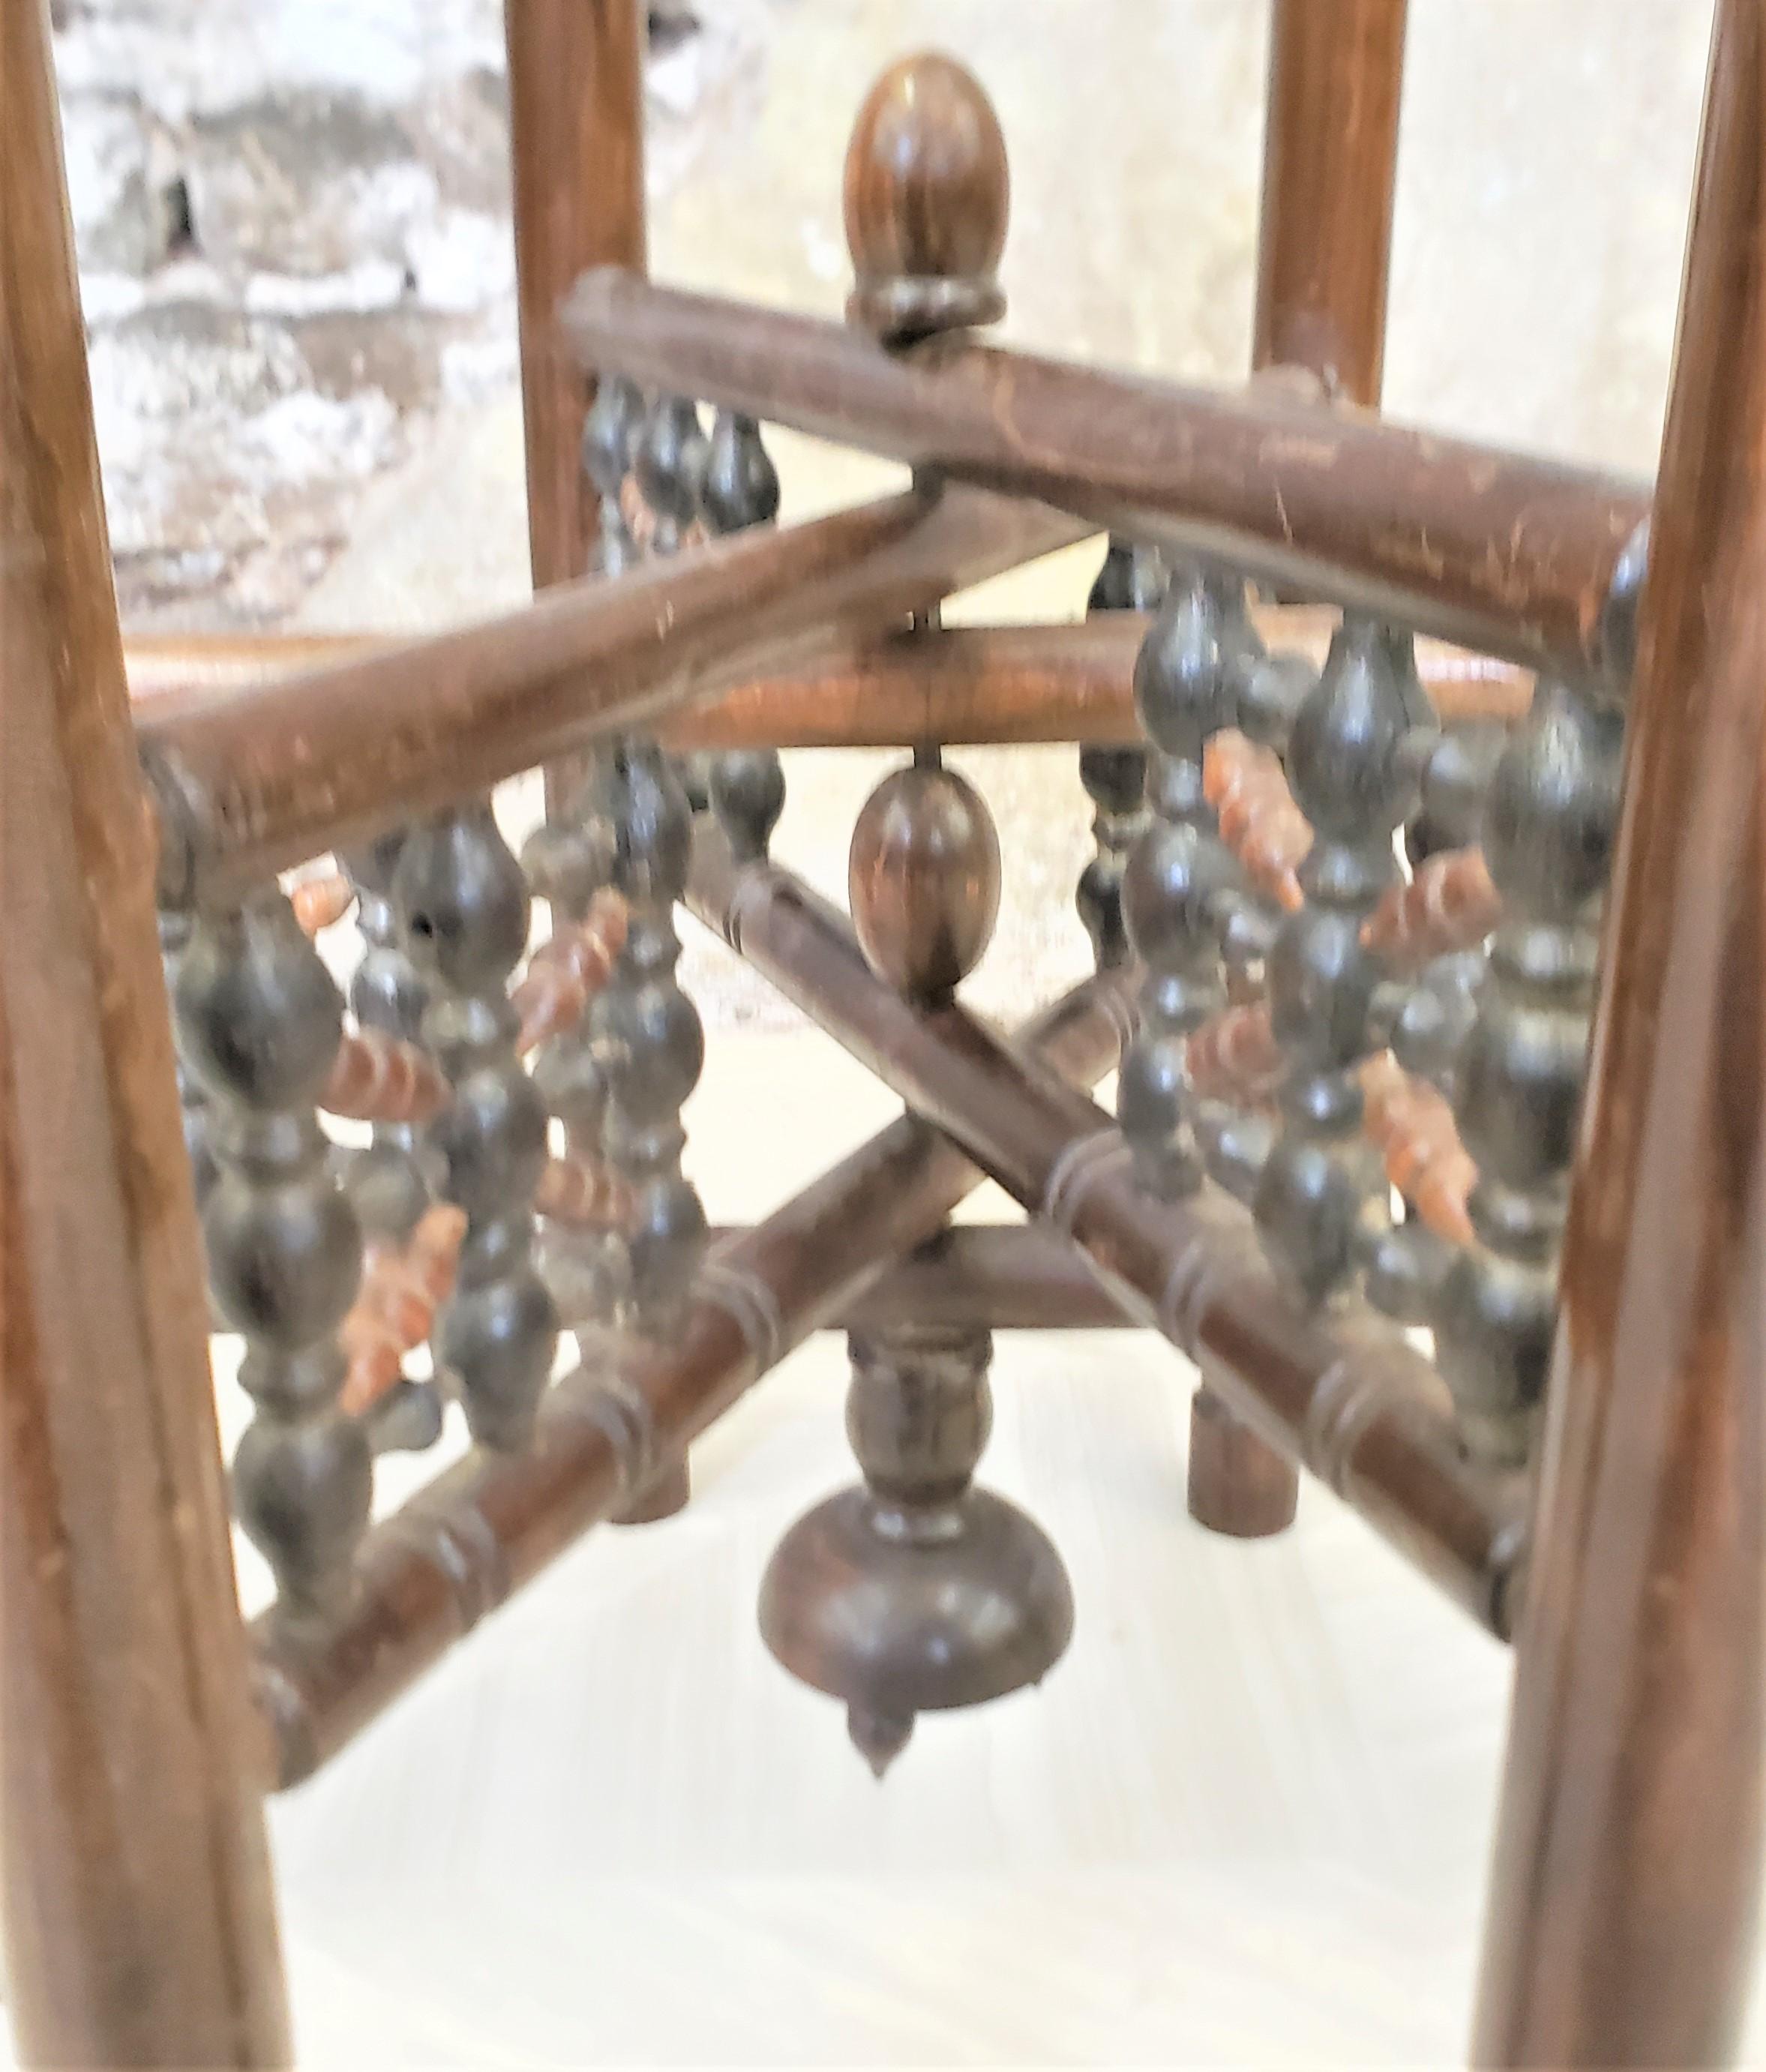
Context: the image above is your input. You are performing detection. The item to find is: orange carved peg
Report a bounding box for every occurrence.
[339,1204,467,1416]
[512,889,628,1055]
[290,868,355,937]
[320,1026,451,1125]
[1203,730,1311,913]
[1360,1052,1477,1246]
[534,1149,632,1230]
[1361,844,1502,970]
[1185,998,1286,1105]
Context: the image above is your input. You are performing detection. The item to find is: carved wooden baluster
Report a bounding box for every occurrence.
[524,807,630,1337]
[1118,563,1248,1196]
[1120,565,1302,1537]
[581,371,646,574]
[394,804,559,1452]
[636,392,708,559]
[1432,674,1623,1464]
[1251,618,1420,1308]
[159,905,218,1213]
[172,889,371,1618]
[592,742,706,1342]
[1075,536,1159,970]
[703,408,787,847]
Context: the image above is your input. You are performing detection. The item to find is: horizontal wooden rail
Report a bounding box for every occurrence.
[125,607,1531,745]
[565,269,1651,677]
[541,1220,1135,1330]
[687,838,1529,1639]
[250,968,1132,1788]
[142,483,1082,904]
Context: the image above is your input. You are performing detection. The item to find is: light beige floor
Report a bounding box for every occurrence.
[171,1024,1766,2065]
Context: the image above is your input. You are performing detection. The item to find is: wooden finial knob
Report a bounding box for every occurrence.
[843,52,1009,342]
[849,762,1000,999]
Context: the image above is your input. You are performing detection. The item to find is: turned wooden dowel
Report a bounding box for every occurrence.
[1255,0,1408,406]
[1,0,289,2055]
[338,1206,467,1417]
[1360,844,1502,967]
[1185,998,1285,1105]
[251,969,1133,1787]
[1203,730,1311,913]
[139,483,1084,902]
[565,268,1650,674]
[320,1025,451,1126]
[1474,0,1766,2056]
[1358,1052,1477,1246]
[534,1148,631,1229]
[511,891,628,1054]
[291,868,355,936]
[124,611,1536,739]
[687,837,1527,1637]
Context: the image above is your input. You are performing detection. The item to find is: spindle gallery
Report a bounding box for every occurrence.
[1,0,1759,2064]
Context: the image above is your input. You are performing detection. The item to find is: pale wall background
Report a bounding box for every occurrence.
[59,0,1711,631]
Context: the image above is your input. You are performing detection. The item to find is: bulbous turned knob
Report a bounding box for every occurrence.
[843,52,1009,341]
[758,1325,1073,1778]
[848,761,1000,1000]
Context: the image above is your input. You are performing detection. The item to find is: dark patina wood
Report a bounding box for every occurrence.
[760,1319,1072,1777]
[563,268,1650,674]
[843,52,1009,341]
[139,484,1084,902]
[250,970,1131,1787]
[122,612,1534,739]
[1189,0,1411,1543]
[1473,0,1766,2060]
[504,0,647,814]
[507,0,645,597]
[1255,0,1407,403]
[0,0,289,2059]
[688,838,1528,1638]
[848,758,1002,1000]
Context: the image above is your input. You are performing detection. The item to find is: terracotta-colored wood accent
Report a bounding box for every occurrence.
[290,868,355,937]
[1203,730,1310,912]
[250,970,1132,1786]
[1255,0,1407,405]
[511,890,628,1054]
[564,270,1650,674]
[1474,1,1766,2060]
[139,486,1083,901]
[1184,999,1285,1105]
[687,839,1528,1638]
[533,1149,631,1230]
[1360,843,1502,968]
[1359,1053,1477,1246]
[0,0,290,2059]
[338,1207,467,1417]
[319,1025,452,1126]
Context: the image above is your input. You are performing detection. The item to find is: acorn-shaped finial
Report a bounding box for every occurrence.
[843,52,1009,342]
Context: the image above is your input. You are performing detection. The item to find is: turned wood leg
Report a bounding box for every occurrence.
[611,1454,692,1525]
[1474,4,1765,2062]
[1186,1387,1300,1538]
[1,1,289,2061]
